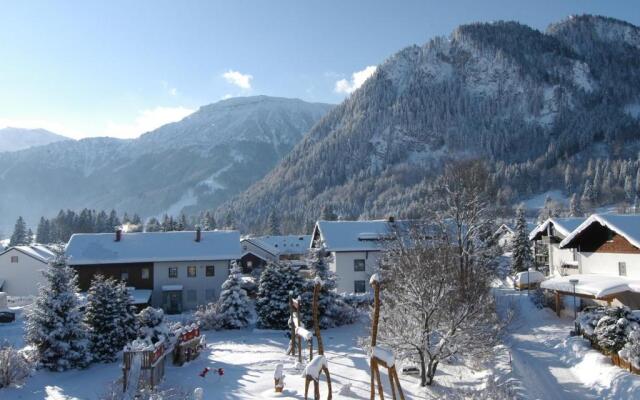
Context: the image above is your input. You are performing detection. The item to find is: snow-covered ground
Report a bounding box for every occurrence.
[1,306,499,399]
[495,286,640,399]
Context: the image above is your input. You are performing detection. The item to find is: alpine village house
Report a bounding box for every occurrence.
[65,228,241,313]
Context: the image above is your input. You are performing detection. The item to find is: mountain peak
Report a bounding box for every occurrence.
[0,127,71,153]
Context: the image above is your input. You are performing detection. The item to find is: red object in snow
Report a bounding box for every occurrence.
[199,367,210,378]
[218,368,224,376]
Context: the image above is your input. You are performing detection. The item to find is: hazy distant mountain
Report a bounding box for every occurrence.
[0,127,70,152]
[218,15,640,233]
[0,96,332,231]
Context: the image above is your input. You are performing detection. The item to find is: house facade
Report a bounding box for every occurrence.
[529,217,585,276]
[311,220,396,294]
[541,214,640,312]
[66,229,240,313]
[239,235,311,273]
[0,245,55,296]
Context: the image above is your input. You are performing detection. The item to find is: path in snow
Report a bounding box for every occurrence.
[496,287,639,400]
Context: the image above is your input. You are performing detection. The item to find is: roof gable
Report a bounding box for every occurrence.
[0,245,55,263]
[529,217,586,241]
[314,220,397,252]
[560,214,640,250]
[66,230,241,265]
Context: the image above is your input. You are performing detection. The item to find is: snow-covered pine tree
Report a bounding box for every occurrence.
[267,211,280,235]
[114,282,138,345]
[217,264,251,329]
[25,252,91,371]
[85,275,122,362]
[301,246,354,328]
[35,217,51,244]
[145,217,162,232]
[256,262,304,329]
[512,207,533,273]
[569,193,583,217]
[9,216,29,246]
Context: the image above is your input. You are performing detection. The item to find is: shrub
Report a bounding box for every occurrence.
[0,343,33,388]
[194,303,225,331]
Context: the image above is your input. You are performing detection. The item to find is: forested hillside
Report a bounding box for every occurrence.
[217,15,640,234]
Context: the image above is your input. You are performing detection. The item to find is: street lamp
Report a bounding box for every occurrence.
[569,278,579,321]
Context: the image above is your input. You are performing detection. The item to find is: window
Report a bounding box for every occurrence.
[10,256,18,263]
[141,268,150,280]
[187,266,197,277]
[187,290,197,303]
[168,267,178,278]
[354,259,366,272]
[354,280,366,293]
[206,265,215,277]
[205,289,216,301]
[121,272,129,281]
[247,261,253,268]
[619,262,627,277]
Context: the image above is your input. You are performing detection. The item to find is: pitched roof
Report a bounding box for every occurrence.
[559,214,640,250]
[65,230,241,265]
[528,217,586,241]
[541,273,640,299]
[313,220,398,252]
[0,245,56,263]
[243,235,311,256]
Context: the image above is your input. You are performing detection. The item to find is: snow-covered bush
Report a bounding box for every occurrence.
[24,253,91,371]
[0,342,33,388]
[256,262,305,329]
[217,265,251,329]
[137,307,170,345]
[620,328,640,369]
[585,307,639,355]
[340,292,373,309]
[194,303,225,331]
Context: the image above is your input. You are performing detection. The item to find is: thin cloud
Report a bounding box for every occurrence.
[335,65,377,94]
[102,106,195,139]
[222,70,253,90]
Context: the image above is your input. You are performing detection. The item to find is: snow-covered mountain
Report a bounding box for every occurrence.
[218,16,640,233]
[0,127,71,152]
[0,96,332,230]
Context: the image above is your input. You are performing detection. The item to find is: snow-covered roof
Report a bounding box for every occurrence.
[129,289,153,305]
[162,285,183,291]
[312,220,399,252]
[242,235,311,256]
[0,245,56,263]
[529,217,586,241]
[559,214,640,250]
[65,230,241,265]
[540,274,640,299]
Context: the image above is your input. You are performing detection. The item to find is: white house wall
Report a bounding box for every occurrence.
[579,252,640,279]
[152,260,231,309]
[550,243,579,276]
[0,249,47,296]
[330,251,380,293]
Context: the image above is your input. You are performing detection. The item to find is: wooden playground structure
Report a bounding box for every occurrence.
[123,324,205,393]
[303,280,333,400]
[288,292,314,364]
[369,274,404,400]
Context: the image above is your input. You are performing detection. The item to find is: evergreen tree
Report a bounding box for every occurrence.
[320,205,338,221]
[114,281,139,344]
[569,193,583,217]
[9,216,29,247]
[301,246,354,328]
[95,211,109,233]
[581,181,595,207]
[512,207,534,273]
[256,263,304,329]
[217,265,251,329]
[36,217,51,244]
[145,217,162,232]
[24,252,91,371]
[26,228,34,245]
[267,211,280,235]
[107,210,120,232]
[85,275,122,362]
[202,211,216,231]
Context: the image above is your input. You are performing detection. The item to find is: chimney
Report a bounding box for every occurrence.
[387,216,395,223]
[115,228,122,242]
[195,226,202,242]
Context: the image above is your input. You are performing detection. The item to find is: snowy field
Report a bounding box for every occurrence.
[2,308,497,400]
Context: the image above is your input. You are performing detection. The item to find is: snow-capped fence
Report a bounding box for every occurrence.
[122,339,167,392]
[172,323,205,366]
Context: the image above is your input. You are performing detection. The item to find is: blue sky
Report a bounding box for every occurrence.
[0,1,638,139]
